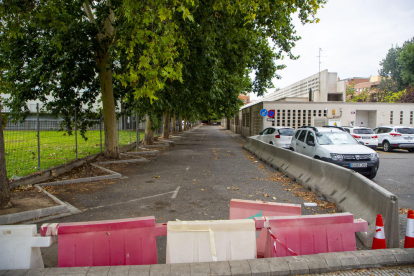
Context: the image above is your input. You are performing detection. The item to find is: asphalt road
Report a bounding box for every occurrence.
[374,149,414,210]
[37,125,342,267]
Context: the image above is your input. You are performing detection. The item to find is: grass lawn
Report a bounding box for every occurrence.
[4,130,145,178]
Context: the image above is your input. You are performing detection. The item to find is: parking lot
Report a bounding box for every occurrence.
[374,149,414,210]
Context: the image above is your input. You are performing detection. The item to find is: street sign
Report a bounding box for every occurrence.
[260,109,268,117]
[267,118,275,122]
[268,110,275,118]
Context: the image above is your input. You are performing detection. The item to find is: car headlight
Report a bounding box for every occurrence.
[370,153,379,161]
[330,153,344,161]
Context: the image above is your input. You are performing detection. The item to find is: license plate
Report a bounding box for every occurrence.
[362,137,371,139]
[285,144,290,148]
[350,163,367,168]
[404,137,412,140]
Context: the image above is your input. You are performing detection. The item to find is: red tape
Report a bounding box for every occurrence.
[268,229,298,256]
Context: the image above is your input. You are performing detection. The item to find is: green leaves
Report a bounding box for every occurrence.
[1,0,327,140]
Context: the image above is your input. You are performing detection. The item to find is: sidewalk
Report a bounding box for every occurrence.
[1,250,413,275]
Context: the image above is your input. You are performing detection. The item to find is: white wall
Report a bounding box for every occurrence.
[258,101,414,131]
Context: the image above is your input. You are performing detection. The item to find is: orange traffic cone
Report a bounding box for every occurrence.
[404,210,414,248]
[372,214,386,250]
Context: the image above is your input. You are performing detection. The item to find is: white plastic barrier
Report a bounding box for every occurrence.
[0,225,53,270]
[166,219,256,264]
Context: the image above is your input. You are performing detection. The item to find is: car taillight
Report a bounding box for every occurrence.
[275,135,280,138]
[390,133,401,137]
[372,135,378,138]
[352,135,361,139]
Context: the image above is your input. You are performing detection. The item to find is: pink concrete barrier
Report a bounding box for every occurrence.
[229,199,301,257]
[41,217,166,267]
[254,212,368,258]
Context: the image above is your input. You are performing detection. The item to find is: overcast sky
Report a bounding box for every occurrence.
[251,0,414,100]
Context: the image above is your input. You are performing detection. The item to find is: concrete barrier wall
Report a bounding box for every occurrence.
[243,137,399,248]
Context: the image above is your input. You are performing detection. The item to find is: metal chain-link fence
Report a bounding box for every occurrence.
[3,105,151,179]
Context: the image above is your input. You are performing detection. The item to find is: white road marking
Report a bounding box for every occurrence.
[171,186,181,199]
[186,166,190,171]
[387,179,403,184]
[84,191,174,211]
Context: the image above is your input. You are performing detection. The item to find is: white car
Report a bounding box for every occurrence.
[343,126,378,150]
[290,126,379,179]
[373,126,414,152]
[258,127,295,148]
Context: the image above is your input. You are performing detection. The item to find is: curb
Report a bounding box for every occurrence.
[0,185,69,225]
[3,249,413,275]
[125,150,160,155]
[143,144,170,148]
[1,159,146,225]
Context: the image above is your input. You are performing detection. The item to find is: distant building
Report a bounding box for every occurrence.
[348,76,386,102]
[239,93,251,105]
[343,77,370,86]
[260,69,346,103]
[221,73,413,136]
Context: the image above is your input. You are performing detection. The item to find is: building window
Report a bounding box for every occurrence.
[318,110,322,117]
[410,111,413,125]
[400,111,403,124]
[324,110,327,117]
[390,111,393,125]
[246,113,250,127]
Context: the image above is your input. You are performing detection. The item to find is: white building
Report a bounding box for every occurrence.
[221,70,414,137]
[260,69,346,103]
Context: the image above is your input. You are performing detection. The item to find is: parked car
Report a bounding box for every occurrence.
[343,126,378,150]
[258,127,295,148]
[290,126,379,179]
[373,126,414,152]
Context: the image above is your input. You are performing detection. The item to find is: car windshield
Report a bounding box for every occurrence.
[354,129,374,134]
[396,128,414,134]
[316,132,358,145]
[279,128,295,136]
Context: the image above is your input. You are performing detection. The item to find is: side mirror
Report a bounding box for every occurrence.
[359,141,364,145]
[259,131,263,135]
[307,141,315,146]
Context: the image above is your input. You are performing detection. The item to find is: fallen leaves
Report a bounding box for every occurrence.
[400,207,411,214]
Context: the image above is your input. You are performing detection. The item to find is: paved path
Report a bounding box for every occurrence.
[37,125,350,267]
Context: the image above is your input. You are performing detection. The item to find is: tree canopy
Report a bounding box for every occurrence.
[379,37,414,92]
[1,0,327,208]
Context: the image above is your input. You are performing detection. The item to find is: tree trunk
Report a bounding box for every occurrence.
[97,52,119,159]
[178,116,182,132]
[144,114,154,145]
[0,108,11,209]
[163,108,170,139]
[92,2,119,159]
[172,114,176,133]
[184,118,188,130]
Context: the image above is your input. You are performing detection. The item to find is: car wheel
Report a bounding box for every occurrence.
[383,141,391,152]
[269,141,273,145]
[408,149,414,152]
[367,171,377,180]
